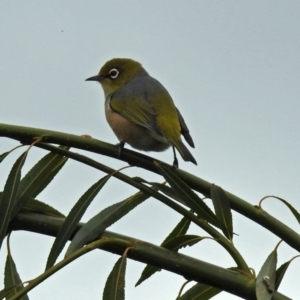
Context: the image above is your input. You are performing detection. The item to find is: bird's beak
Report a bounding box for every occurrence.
[85,75,104,82]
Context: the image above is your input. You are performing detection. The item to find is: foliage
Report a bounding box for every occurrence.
[0,123,299,300]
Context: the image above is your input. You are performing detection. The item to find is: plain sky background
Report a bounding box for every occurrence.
[1,1,300,299]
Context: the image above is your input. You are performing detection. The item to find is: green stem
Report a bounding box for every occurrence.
[34,142,251,274]
[10,213,292,300]
[174,168,300,252]
[2,124,299,263]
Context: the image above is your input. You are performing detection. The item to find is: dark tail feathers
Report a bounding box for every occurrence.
[173,140,197,165]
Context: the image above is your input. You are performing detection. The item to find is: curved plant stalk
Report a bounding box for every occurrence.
[33,142,251,274]
[10,212,292,300]
[1,123,299,252]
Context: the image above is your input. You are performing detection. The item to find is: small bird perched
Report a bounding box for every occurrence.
[86,58,197,167]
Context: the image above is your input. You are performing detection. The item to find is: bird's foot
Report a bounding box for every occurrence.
[172,158,179,168]
[172,147,179,168]
[117,141,125,157]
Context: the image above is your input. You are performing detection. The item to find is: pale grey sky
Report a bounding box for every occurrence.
[1,2,300,299]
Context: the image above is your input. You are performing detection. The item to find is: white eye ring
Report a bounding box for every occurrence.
[109,68,119,79]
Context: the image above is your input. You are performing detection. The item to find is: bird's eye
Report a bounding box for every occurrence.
[109,68,119,79]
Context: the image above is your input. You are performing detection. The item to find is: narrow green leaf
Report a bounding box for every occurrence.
[46,175,110,269]
[275,255,300,290]
[178,283,221,300]
[0,151,11,164]
[270,196,300,225]
[210,184,233,240]
[256,248,277,300]
[162,234,204,251]
[136,235,204,287]
[65,191,149,257]
[154,162,218,227]
[162,216,191,242]
[136,217,192,287]
[275,261,290,291]
[11,146,69,220]
[4,256,29,300]
[0,152,27,249]
[150,182,187,204]
[17,145,70,199]
[21,197,65,218]
[4,238,29,300]
[103,256,126,300]
[131,176,148,183]
[0,146,23,164]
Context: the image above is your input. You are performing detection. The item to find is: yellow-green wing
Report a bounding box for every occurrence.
[109,94,158,133]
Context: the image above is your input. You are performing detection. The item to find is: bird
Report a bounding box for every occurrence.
[86,58,197,167]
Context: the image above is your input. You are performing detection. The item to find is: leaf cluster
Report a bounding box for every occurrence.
[0,123,299,300]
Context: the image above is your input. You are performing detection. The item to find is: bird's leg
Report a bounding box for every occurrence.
[172,146,179,168]
[117,141,125,157]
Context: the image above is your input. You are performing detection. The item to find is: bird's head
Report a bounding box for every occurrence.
[86,58,145,96]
